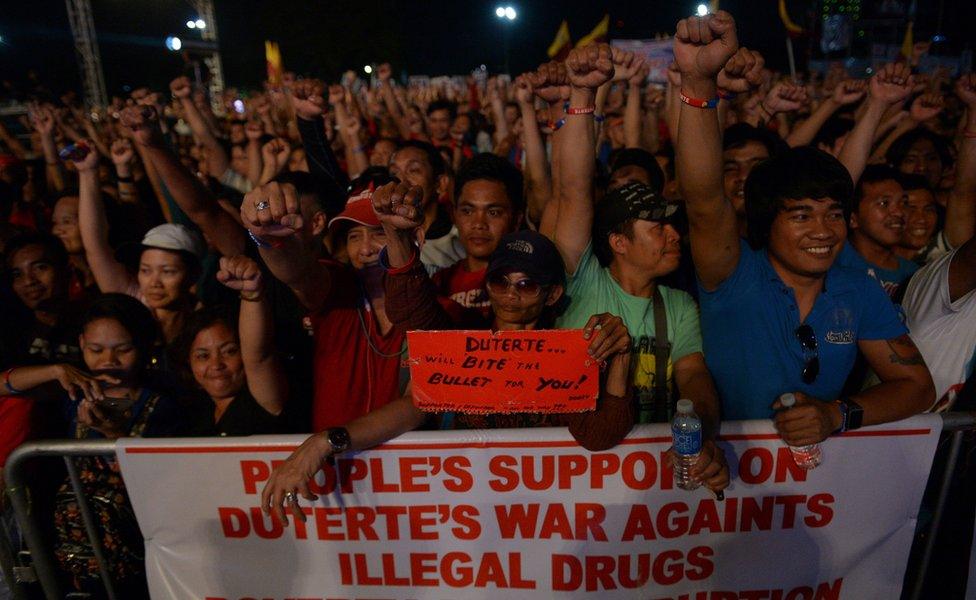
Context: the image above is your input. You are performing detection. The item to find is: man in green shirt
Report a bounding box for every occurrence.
[557,182,709,424]
[541,44,724,457]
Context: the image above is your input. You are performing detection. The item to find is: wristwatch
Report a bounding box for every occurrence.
[325,427,351,454]
[838,399,864,432]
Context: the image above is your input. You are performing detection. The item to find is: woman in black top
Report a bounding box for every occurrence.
[172,255,287,436]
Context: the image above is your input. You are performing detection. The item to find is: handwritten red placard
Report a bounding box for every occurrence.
[406,330,599,414]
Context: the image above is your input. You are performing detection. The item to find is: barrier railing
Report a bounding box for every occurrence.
[2,413,974,600]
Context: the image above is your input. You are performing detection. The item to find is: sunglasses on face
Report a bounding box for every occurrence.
[486,274,544,298]
[795,324,819,384]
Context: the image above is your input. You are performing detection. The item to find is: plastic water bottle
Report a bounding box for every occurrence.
[672,399,702,491]
[779,393,822,469]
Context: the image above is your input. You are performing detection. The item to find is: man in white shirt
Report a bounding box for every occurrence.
[903,237,976,411]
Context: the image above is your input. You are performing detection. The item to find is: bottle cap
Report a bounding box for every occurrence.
[676,398,694,414]
[780,393,796,408]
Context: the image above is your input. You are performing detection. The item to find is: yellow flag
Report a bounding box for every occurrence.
[547,20,572,60]
[575,14,609,48]
[265,41,283,87]
[900,21,914,60]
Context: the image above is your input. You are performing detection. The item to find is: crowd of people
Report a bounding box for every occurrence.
[0,7,975,598]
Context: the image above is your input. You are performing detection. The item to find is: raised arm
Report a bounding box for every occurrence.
[240,181,333,312]
[292,80,349,217]
[545,44,614,274]
[244,121,265,187]
[673,10,741,290]
[376,63,413,140]
[946,74,976,248]
[513,75,552,227]
[170,76,230,179]
[120,105,247,256]
[529,62,571,236]
[29,103,65,192]
[746,80,808,129]
[108,138,140,204]
[72,145,136,293]
[217,256,286,416]
[613,50,649,149]
[787,79,865,147]
[0,118,28,159]
[838,62,913,183]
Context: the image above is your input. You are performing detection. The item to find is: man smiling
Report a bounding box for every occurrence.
[673,10,933,442]
[837,165,918,297]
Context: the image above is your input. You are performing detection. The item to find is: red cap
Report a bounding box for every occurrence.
[327,189,380,233]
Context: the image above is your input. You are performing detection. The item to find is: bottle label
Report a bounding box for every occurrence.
[672,426,702,456]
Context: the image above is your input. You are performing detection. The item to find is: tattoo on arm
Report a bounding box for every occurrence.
[886,334,926,366]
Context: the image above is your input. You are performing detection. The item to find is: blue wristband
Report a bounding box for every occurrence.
[247,229,273,249]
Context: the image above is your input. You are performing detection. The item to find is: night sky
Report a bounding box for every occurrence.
[1,0,972,99]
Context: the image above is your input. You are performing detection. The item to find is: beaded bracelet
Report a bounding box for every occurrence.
[548,118,567,131]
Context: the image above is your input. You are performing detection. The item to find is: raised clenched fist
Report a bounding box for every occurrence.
[529,61,570,104]
[241,181,304,238]
[28,103,57,136]
[170,76,193,100]
[611,48,637,83]
[717,47,765,94]
[291,79,326,120]
[909,92,944,123]
[377,63,392,82]
[870,62,914,106]
[954,73,976,109]
[566,43,614,90]
[371,181,425,232]
[831,79,867,105]
[69,140,99,172]
[673,11,738,84]
[513,75,534,106]
[763,81,809,114]
[110,138,135,167]
[119,104,164,147]
[216,255,264,294]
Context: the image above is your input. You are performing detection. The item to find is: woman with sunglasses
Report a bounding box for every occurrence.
[261,230,637,523]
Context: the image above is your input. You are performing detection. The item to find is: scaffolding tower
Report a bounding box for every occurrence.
[188,0,226,114]
[65,0,108,108]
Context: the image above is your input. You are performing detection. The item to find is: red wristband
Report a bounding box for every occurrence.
[565,106,595,115]
[679,91,719,109]
[385,249,418,275]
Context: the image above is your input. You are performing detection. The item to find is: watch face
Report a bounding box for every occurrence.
[329,428,351,452]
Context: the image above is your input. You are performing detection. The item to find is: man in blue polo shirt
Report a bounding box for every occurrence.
[672,10,933,445]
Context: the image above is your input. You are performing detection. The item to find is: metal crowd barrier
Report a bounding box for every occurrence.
[2,414,975,600]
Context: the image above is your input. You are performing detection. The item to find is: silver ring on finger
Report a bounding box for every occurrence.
[284,492,298,503]
[255,200,271,212]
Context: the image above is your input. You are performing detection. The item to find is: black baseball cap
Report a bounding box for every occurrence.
[486,231,565,287]
[594,181,677,238]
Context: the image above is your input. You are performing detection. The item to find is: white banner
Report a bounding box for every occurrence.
[117,415,942,600]
[611,38,674,83]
